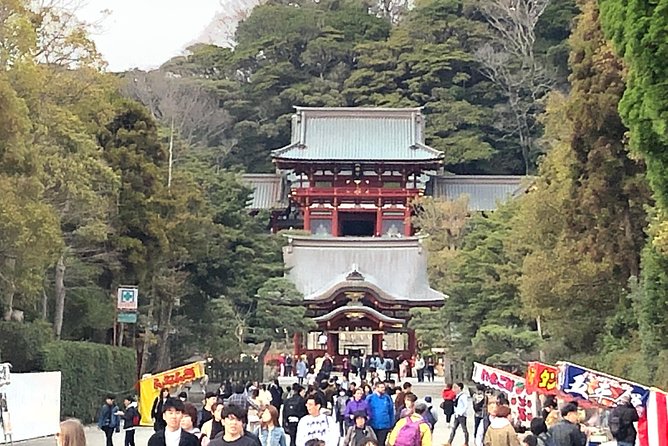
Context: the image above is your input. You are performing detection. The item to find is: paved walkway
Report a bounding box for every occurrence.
[16,377,475,446]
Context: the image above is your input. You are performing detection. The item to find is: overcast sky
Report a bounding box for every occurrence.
[77,1,222,72]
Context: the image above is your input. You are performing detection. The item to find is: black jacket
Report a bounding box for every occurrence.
[148,429,199,446]
[122,404,139,430]
[152,397,168,431]
[610,403,639,443]
[549,420,586,446]
[282,394,307,430]
[208,430,261,446]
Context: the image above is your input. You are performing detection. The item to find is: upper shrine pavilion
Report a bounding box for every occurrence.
[243,106,527,362]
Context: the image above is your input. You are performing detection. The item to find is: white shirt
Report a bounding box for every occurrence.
[165,428,182,446]
[295,414,338,446]
[454,391,470,417]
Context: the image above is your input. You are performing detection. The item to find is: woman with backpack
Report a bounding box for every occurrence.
[117,396,140,446]
[388,404,432,446]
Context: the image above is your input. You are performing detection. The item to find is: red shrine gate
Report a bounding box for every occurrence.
[269,107,447,362]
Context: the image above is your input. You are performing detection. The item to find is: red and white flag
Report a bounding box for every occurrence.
[638,388,668,446]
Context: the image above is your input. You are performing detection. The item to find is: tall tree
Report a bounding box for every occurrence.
[599,0,668,382]
[514,0,648,356]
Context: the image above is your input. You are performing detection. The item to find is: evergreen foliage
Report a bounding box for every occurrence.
[39,341,136,422]
[599,0,668,383]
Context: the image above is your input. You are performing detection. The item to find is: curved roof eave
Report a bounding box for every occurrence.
[312,305,405,325]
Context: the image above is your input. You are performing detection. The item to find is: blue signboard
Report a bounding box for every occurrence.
[558,362,650,408]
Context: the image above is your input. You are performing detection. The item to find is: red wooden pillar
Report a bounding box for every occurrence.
[373,333,384,356]
[408,328,417,356]
[376,206,383,236]
[304,206,311,232]
[326,331,336,355]
[293,332,302,357]
[332,204,339,237]
[403,206,411,236]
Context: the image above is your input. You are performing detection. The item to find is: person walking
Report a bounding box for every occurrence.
[445,383,470,446]
[366,382,395,446]
[200,392,218,429]
[415,356,425,383]
[421,397,438,432]
[342,357,351,380]
[609,394,639,446]
[441,384,457,428]
[482,405,520,446]
[345,388,371,427]
[473,385,488,439]
[118,396,140,446]
[295,395,339,446]
[208,404,262,446]
[285,355,294,377]
[528,418,551,446]
[426,358,435,383]
[58,419,86,446]
[181,403,203,440]
[269,380,284,411]
[148,398,200,446]
[255,405,287,446]
[98,395,121,446]
[343,411,377,446]
[548,403,586,446]
[296,358,308,386]
[336,388,351,436]
[388,402,432,446]
[152,388,171,432]
[282,385,308,446]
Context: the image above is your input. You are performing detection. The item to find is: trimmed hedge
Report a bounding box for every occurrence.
[0,321,53,372]
[39,341,136,422]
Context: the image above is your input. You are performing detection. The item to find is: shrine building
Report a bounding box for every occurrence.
[244,106,527,362]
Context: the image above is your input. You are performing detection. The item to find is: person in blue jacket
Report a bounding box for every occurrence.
[98,394,121,446]
[366,382,394,446]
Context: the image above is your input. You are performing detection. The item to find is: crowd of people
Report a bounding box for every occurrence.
[56,354,640,446]
[275,353,438,384]
[466,384,640,446]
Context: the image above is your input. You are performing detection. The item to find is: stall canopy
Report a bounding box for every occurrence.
[638,388,668,446]
[557,362,650,408]
[138,362,205,426]
[525,361,559,395]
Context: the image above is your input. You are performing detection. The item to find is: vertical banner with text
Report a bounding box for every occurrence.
[472,362,537,428]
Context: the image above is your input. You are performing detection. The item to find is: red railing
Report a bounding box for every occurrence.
[291,186,422,199]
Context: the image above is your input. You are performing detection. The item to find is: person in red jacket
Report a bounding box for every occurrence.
[441,384,457,427]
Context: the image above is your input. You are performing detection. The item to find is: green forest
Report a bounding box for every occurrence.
[0,0,666,387]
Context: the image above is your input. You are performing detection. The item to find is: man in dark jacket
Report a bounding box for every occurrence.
[209,404,261,446]
[610,394,639,446]
[148,398,199,446]
[549,403,586,446]
[283,385,308,445]
[98,394,121,446]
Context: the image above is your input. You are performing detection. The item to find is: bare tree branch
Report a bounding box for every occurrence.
[474,0,553,174]
[122,70,233,152]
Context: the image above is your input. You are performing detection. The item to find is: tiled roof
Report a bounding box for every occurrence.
[240,173,287,210]
[272,107,443,162]
[283,236,447,303]
[428,175,529,211]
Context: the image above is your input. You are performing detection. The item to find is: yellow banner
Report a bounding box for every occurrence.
[138,362,205,426]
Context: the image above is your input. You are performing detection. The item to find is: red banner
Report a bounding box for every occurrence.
[526,361,559,395]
